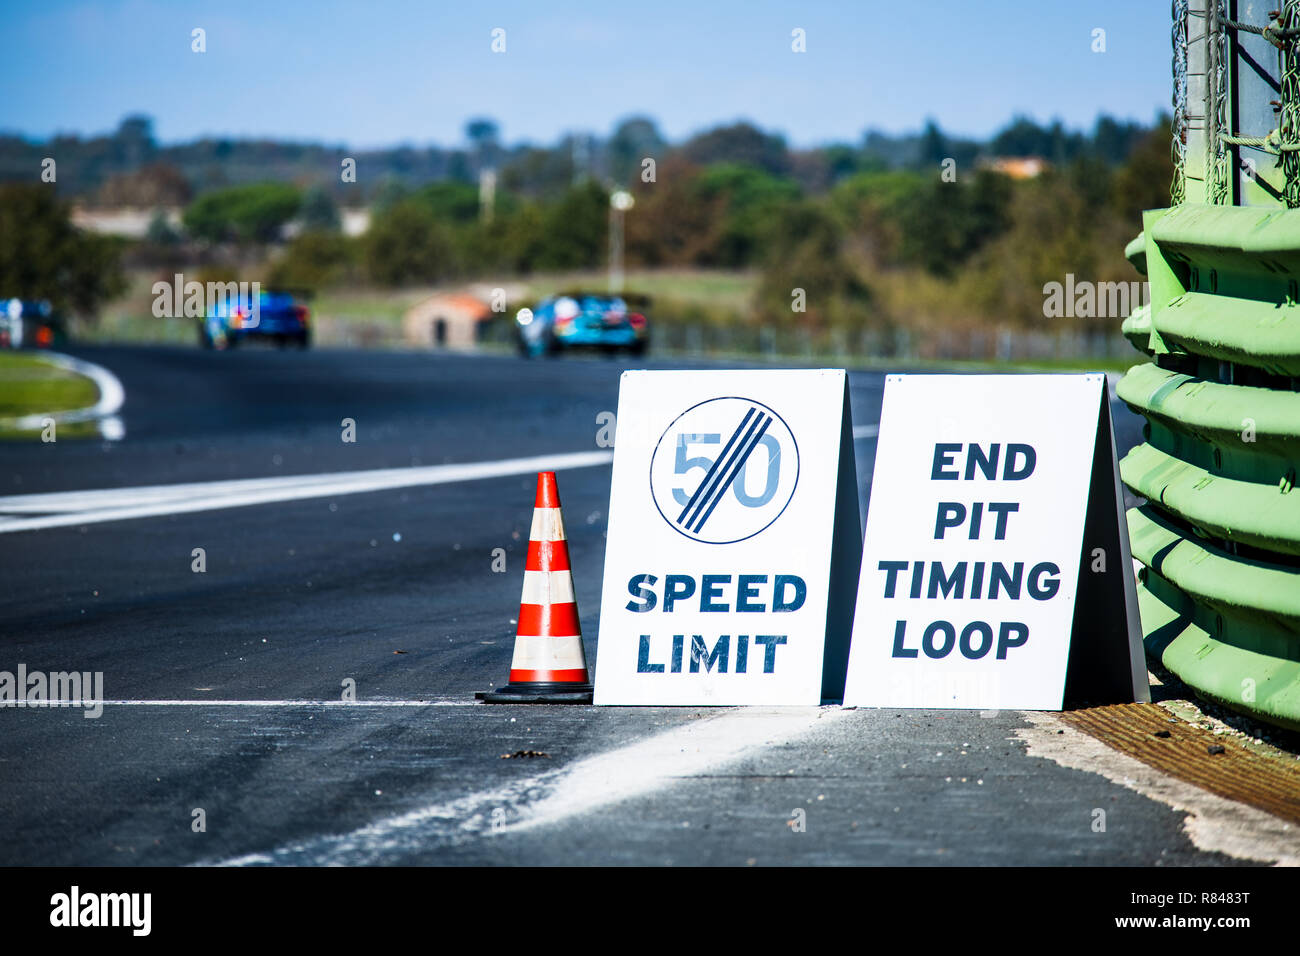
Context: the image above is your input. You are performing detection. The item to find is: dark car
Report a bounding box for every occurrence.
[0,298,66,349]
[516,291,649,358]
[200,288,312,350]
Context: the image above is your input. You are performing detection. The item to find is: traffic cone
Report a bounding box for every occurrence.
[478,472,593,703]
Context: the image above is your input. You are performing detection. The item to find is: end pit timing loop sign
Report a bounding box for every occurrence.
[595,370,861,706]
[842,374,1148,711]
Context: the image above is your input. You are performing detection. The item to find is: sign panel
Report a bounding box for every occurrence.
[595,369,861,705]
[843,374,1147,711]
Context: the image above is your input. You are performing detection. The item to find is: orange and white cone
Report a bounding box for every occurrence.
[479,472,593,703]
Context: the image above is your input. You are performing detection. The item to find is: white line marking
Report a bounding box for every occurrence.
[1016,712,1300,866]
[211,706,846,866]
[852,423,879,439]
[0,449,615,534]
[1,698,477,708]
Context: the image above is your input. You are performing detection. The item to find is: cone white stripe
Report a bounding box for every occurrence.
[520,569,576,606]
[510,634,587,668]
[529,507,566,542]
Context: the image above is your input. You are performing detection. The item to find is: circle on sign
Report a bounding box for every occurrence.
[649,396,799,545]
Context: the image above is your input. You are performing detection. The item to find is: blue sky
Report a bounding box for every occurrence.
[0,0,1172,148]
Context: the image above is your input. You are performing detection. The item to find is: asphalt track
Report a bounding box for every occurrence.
[0,345,1267,866]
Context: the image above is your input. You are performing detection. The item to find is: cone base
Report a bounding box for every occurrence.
[476,680,594,704]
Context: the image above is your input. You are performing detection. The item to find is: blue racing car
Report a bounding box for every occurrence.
[516,291,649,358]
[199,288,312,350]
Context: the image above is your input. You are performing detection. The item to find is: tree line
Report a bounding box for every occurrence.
[0,112,1172,333]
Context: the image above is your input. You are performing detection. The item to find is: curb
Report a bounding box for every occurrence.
[0,351,126,440]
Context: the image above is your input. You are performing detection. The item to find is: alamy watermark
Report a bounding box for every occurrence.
[1042,274,1149,319]
[50,886,150,936]
[152,274,261,326]
[0,664,104,718]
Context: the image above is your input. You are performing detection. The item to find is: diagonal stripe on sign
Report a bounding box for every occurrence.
[675,407,755,525]
[686,411,770,532]
[691,413,772,533]
[680,408,766,530]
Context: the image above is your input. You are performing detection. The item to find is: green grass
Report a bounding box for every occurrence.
[521,269,757,314]
[0,351,101,439]
[0,352,99,415]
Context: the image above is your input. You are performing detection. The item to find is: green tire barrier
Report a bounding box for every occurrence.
[1121,203,1300,732]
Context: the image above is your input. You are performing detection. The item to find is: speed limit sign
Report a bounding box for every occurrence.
[594,369,862,705]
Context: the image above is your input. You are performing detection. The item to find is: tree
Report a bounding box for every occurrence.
[681,122,790,176]
[625,157,726,267]
[145,210,182,245]
[822,144,871,184]
[465,118,502,172]
[956,171,1135,327]
[500,146,574,198]
[535,181,608,270]
[829,169,926,265]
[919,119,948,166]
[1092,115,1144,164]
[112,115,157,168]
[364,199,456,285]
[370,177,410,213]
[0,185,126,317]
[298,185,341,232]
[269,232,355,288]
[413,181,481,224]
[183,183,301,243]
[495,202,549,273]
[990,116,1095,166]
[691,164,801,267]
[1111,117,1176,223]
[608,116,666,185]
[756,200,872,330]
[894,169,1013,276]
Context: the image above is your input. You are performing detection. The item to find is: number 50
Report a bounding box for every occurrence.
[671,432,780,508]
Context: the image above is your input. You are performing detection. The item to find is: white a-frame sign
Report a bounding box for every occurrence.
[595,369,862,705]
[843,374,1148,711]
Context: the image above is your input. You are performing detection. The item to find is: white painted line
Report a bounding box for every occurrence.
[510,706,844,833]
[1,351,126,440]
[1016,712,1300,866]
[852,423,879,440]
[12,698,477,708]
[0,449,615,534]
[210,706,847,866]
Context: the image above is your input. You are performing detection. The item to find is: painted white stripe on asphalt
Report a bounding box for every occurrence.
[6,698,474,708]
[509,707,845,833]
[211,706,846,866]
[0,450,615,534]
[520,569,575,605]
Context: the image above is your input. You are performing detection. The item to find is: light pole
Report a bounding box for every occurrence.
[479,168,497,224]
[609,189,634,294]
